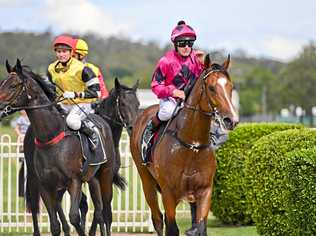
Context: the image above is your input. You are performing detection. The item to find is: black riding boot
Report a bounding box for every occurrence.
[80,120,99,151]
[142,115,161,164]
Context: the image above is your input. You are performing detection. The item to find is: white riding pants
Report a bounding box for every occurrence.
[157,98,182,121]
[60,103,94,130]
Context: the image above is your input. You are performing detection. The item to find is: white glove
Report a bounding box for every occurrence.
[63,91,76,99]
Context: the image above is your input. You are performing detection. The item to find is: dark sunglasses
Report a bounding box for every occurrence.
[176,40,194,48]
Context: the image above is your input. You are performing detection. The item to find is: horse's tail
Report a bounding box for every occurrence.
[113,172,127,191]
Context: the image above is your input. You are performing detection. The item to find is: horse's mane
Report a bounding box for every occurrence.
[20,65,56,101]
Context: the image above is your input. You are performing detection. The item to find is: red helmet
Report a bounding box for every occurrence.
[52,35,75,50]
[171,20,196,42]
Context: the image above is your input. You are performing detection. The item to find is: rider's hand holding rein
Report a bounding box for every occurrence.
[63,91,76,99]
[172,89,185,100]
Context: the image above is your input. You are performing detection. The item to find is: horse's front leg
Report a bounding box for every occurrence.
[56,190,70,236]
[193,187,213,236]
[68,178,86,236]
[161,189,179,236]
[40,189,61,236]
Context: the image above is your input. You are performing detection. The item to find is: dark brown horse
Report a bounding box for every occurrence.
[130,55,239,236]
[0,59,124,236]
[19,78,139,236]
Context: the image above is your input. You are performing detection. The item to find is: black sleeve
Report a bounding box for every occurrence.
[41,70,57,100]
[80,67,101,99]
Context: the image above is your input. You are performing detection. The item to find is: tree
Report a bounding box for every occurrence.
[278,41,316,125]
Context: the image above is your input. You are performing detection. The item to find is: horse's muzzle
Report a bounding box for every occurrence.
[223,116,239,130]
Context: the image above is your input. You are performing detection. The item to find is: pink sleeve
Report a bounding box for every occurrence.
[151,58,177,99]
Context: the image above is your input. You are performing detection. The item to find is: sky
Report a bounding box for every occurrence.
[1,0,316,62]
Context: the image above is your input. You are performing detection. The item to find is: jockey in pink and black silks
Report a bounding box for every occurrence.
[150,20,204,123]
[141,21,205,156]
[142,21,229,164]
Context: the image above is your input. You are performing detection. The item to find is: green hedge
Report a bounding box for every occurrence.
[245,129,316,235]
[285,148,316,235]
[212,122,303,225]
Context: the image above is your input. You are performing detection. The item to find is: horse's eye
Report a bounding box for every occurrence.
[208,85,216,93]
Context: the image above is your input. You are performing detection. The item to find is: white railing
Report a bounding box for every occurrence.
[0,132,190,234]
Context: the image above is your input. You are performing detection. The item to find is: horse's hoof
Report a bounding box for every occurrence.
[185,227,199,236]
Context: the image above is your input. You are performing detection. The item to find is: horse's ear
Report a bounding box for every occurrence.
[204,54,211,69]
[222,54,231,70]
[114,77,121,90]
[133,80,139,90]
[5,60,12,73]
[16,58,23,74]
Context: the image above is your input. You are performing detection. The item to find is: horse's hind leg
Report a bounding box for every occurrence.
[88,177,105,236]
[99,169,114,236]
[80,192,89,232]
[184,203,198,236]
[137,167,163,236]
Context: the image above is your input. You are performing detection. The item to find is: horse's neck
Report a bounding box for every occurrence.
[26,99,64,142]
[175,81,212,144]
[100,96,122,146]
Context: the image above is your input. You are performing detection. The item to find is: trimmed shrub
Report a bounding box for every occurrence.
[285,148,316,235]
[245,129,316,235]
[212,122,303,225]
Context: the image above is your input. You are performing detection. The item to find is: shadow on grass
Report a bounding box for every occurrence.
[177,217,258,236]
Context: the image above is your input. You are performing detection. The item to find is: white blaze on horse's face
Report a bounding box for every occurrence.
[217,77,239,122]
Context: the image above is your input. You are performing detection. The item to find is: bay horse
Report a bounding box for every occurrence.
[130,55,239,236]
[0,59,123,236]
[18,78,139,236]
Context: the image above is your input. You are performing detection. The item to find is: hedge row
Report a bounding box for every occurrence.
[286,148,316,235]
[245,129,316,235]
[212,122,303,225]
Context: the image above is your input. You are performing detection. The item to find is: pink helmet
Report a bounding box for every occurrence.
[170,20,196,42]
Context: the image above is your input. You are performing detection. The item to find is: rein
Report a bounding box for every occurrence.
[167,130,212,152]
[165,68,227,150]
[101,91,133,129]
[1,72,65,116]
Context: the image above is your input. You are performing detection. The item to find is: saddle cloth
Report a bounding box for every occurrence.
[78,127,107,166]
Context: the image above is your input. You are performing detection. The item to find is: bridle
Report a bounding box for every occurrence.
[0,72,63,117]
[183,68,227,118]
[101,90,135,129]
[167,68,230,151]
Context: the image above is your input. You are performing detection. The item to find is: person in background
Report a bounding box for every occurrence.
[74,38,109,99]
[13,110,30,145]
[11,110,30,197]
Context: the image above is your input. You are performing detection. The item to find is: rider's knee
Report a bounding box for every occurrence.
[158,109,172,121]
[66,113,82,130]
